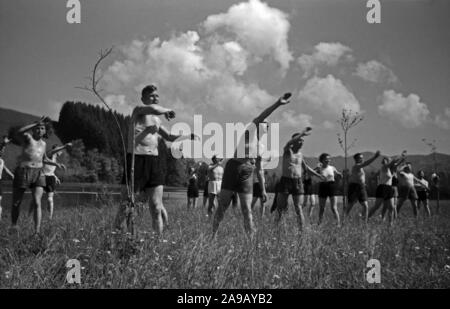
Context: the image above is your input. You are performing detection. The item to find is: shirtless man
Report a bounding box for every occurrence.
[368,152,406,224]
[250,157,271,218]
[344,151,381,224]
[207,155,224,216]
[274,130,324,231]
[0,136,14,221]
[396,163,427,218]
[10,117,64,234]
[41,143,71,219]
[317,154,343,227]
[212,93,291,238]
[114,85,199,235]
[415,170,430,217]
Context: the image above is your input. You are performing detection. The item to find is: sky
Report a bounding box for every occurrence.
[1,0,449,158]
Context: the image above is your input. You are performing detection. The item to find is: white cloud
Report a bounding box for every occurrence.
[378,90,430,128]
[281,110,312,128]
[101,0,291,116]
[203,0,293,73]
[322,120,335,130]
[434,107,450,130]
[298,74,360,116]
[354,60,398,84]
[297,42,353,78]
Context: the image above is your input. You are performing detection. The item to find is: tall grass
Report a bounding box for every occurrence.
[0,193,449,288]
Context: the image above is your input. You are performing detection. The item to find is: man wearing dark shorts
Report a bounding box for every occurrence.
[344,151,380,224]
[317,154,342,226]
[212,93,291,238]
[115,85,199,234]
[396,163,427,218]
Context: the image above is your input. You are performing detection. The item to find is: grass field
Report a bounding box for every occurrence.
[0,192,449,288]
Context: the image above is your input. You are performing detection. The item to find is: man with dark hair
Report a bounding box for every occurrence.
[207,155,223,216]
[344,151,380,224]
[415,170,430,217]
[212,93,292,238]
[9,117,64,234]
[115,85,199,235]
[396,163,427,218]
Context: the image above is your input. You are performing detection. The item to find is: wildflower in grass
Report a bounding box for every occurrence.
[140,239,145,243]
[72,239,80,243]
[273,274,280,280]
[444,265,450,271]
[5,271,11,279]
[414,246,420,250]
[358,251,363,255]
[167,255,173,261]
[162,239,168,243]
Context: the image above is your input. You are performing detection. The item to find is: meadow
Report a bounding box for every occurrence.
[0,192,449,289]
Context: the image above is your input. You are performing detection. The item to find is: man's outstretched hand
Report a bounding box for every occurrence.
[278,92,292,105]
[165,110,176,121]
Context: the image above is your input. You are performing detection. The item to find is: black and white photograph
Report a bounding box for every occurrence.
[0,0,449,293]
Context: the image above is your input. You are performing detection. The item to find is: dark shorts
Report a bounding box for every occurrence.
[348,182,368,203]
[276,176,304,196]
[187,186,199,198]
[318,181,336,198]
[303,178,313,195]
[375,184,394,200]
[417,190,428,202]
[45,175,57,193]
[13,166,46,189]
[123,154,166,192]
[221,159,255,194]
[398,186,418,200]
[253,182,263,198]
[203,181,209,197]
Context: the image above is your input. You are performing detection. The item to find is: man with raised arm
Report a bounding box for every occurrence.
[0,136,14,221]
[396,163,428,218]
[114,85,199,235]
[368,151,406,224]
[344,151,381,224]
[9,117,64,234]
[274,129,325,232]
[207,155,224,216]
[212,93,291,238]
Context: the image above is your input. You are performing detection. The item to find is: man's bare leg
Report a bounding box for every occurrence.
[32,186,44,234]
[318,197,327,225]
[146,186,165,235]
[47,192,54,220]
[208,193,217,216]
[250,197,258,211]
[423,199,431,217]
[330,196,341,227]
[410,199,418,218]
[275,193,289,225]
[0,196,2,221]
[212,189,233,238]
[193,197,198,209]
[11,188,26,228]
[260,199,265,218]
[368,198,383,218]
[396,198,406,216]
[293,195,305,231]
[361,201,369,224]
[238,192,255,238]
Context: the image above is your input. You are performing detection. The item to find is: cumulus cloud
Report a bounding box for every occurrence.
[281,110,312,128]
[298,74,360,116]
[434,107,450,130]
[378,90,430,128]
[354,60,398,84]
[101,0,290,116]
[322,120,335,130]
[297,42,353,78]
[203,0,293,72]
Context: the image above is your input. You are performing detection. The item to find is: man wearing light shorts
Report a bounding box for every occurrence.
[207,155,223,216]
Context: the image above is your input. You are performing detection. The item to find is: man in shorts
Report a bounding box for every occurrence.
[10,117,64,234]
[0,136,14,221]
[368,152,406,224]
[274,130,324,231]
[41,143,71,220]
[344,151,381,224]
[415,170,430,217]
[212,93,292,238]
[114,85,199,235]
[396,163,427,218]
[207,155,224,216]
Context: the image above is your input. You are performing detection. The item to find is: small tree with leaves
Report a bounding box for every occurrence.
[422,138,440,213]
[337,108,364,210]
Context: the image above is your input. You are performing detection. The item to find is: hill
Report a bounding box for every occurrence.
[0,107,62,171]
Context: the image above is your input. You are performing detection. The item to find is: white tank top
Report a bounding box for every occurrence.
[319,165,337,182]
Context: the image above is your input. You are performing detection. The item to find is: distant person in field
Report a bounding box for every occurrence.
[415,170,431,217]
[250,156,272,218]
[9,117,64,234]
[0,136,14,221]
[40,143,71,219]
[396,163,428,218]
[381,161,403,220]
[316,154,343,227]
[186,166,199,210]
[274,129,324,232]
[344,151,381,224]
[115,85,199,235]
[207,155,224,216]
[302,168,316,220]
[212,93,292,238]
[368,152,406,224]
